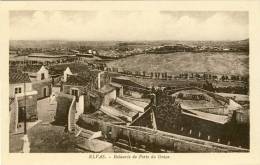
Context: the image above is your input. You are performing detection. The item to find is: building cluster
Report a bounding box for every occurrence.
[9,49,106,69]
[9,65,50,132]
[8,62,245,152]
[146,43,248,54]
[8,62,114,132]
[70,74,249,152]
[9,46,249,153]
[97,48,144,59]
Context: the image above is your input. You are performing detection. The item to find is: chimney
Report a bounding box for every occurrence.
[64,71,67,82]
[97,71,103,89]
[64,67,72,82]
[150,93,156,106]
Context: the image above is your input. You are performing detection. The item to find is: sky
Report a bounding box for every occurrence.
[10,11,248,41]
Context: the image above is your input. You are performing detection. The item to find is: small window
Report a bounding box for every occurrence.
[41,73,45,80]
[71,89,78,96]
[15,87,22,94]
[71,89,79,102]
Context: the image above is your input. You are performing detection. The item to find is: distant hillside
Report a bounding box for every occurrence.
[107,52,249,76]
[10,39,249,50]
[10,40,118,49]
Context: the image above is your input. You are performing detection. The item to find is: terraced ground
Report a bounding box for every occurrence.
[107,52,249,76]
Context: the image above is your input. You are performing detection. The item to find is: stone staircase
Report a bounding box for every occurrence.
[74,125,150,153]
[73,125,113,152]
[74,124,94,138]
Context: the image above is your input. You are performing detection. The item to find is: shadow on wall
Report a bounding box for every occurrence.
[54,93,74,125]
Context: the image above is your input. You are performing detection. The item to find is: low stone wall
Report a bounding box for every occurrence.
[77,115,248,152]
[9,97,18,133]
[68,96,76,132]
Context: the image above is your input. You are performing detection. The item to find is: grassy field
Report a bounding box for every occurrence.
[107,52,249,76]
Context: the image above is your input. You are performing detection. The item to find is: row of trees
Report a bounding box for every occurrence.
[202,80,249,95]
[107,67,249,83]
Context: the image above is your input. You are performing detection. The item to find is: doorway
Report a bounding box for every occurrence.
[43,87,47,97]
[116,88,120,96]
[71,89,79,102]
[18,107,25,122]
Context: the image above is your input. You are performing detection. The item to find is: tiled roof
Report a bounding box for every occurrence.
[78,71,92,79]
[10,65,45,74]
[23,65,43,73]
[63,75,90,86]
[49,63,90,75]
[9,71,31,84]
[9,67,22,73]
[49,67,64,75]
[69,64,90,73]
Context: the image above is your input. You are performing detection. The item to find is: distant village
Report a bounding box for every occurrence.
[9,42,249,153]
[10,40,249,59]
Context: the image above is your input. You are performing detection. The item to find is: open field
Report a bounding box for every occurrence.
[107,52,249,76]
[10,39,248,50]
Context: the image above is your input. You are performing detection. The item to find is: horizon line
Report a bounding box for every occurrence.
[10,38,249,42]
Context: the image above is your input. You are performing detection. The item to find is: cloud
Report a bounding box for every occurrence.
[10,11,248,41]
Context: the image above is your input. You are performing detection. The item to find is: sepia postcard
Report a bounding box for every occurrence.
[1,1,260,165]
